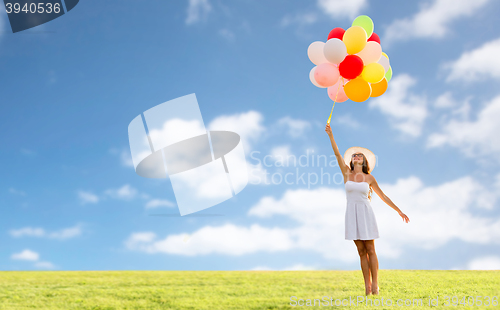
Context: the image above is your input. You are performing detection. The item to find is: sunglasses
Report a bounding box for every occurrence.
[352,153,364,158]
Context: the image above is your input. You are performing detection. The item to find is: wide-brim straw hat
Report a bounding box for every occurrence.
[343,146,376,173]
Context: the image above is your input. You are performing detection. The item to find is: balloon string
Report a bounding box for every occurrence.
[327,77,344,125]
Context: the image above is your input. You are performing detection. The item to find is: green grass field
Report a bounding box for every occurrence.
[0,270,498,309]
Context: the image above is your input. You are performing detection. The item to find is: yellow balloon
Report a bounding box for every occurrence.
[343,26,367,55]
[361,63,385,83]
[370,78,388,97]
[344,78,372,102]
[381,52,389,59]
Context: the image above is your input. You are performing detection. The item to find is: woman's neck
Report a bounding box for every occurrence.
[353,165,363,173]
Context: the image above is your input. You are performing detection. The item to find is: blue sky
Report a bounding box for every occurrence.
[1,0,500,271]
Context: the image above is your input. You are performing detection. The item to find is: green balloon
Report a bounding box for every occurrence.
[385,67,393,82]
[352,15,374,38]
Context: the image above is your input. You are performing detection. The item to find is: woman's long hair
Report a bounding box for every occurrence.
[349,154,373,201]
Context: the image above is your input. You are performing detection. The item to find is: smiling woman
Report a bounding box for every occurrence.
[324,122,410,296]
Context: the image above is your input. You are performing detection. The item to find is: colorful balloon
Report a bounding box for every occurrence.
[385,66,393,82]
[314,63,340,87]
[370,78,388,97]
[342,26,367,55]
[327,78,349,102]
[344,78,372,102]
[309,67,326,88]
[352,15,374,38]
[307,15,389,105]
[361,63,385,83]
[377,53,390,72]
[339,55,364,79]
[324,38,347,64]
[368,32,380,44]
[327,27,345,41]
[307,41,328,65]
[356,41,382,64]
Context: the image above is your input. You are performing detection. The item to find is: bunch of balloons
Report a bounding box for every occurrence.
[308,15,392,106]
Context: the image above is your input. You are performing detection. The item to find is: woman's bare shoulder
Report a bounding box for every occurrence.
[367,173,376,185]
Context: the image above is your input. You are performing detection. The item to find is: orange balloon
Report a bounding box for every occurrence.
[370,78,388,97]
[344,78,372,102]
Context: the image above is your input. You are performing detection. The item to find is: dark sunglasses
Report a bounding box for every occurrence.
[352,153,364,158]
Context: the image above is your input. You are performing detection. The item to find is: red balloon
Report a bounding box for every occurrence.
[368,32,380,44]
[327,27,345,41]
[339,55,364,80]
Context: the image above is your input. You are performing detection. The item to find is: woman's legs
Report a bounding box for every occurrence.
[364,240,379,294]
[353,240,371,295]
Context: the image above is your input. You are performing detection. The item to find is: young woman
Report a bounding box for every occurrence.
[325,123,410,295]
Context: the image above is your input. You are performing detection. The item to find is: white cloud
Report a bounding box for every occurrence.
[145,199,176,209]
[9,224,83,240]
[104,184,137,200]
[332,113,361,128]
[434,92,456,109]
[317,0,368,20]
[467,256,500,270]
[77,190,99,204]
[445,37,500,82]
[384,0,491,44]
[148,118,206,151]
[47,225,83,239]
[276,116,312,139]
[9,227,45,238]
[218,28,235,41]
[283,263,317,270]
[125,232,157,249]
[186,0,212,25]
[9,188,26,196]
[125,174,500,264]
[269,145,294,167]
[427,95,500,164]
[208,110,266,155]
[10,249,56,269]
[125,223,295,256]
[11,249,39,261]
[369,74,428,137]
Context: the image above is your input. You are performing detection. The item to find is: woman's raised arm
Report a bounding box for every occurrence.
[325,123,348,178]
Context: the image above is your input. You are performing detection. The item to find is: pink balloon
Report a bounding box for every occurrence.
[327,79,348,102]
[309,67,326,88]
[314,63,340,87]
[356,41,382,65]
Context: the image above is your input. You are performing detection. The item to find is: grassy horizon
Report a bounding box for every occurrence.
[0,270,498,309]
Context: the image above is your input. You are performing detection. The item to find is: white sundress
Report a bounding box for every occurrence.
[344,181,380,240]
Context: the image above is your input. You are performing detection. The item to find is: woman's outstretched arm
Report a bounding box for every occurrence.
[325,123,348,178]
[370,176,410,223]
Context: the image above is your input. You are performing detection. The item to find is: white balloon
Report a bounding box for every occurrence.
[378,53,390,72]
[356,41,382,65]
[309,66,326,88]
[323,38,347,64]
[307,41,328,65]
